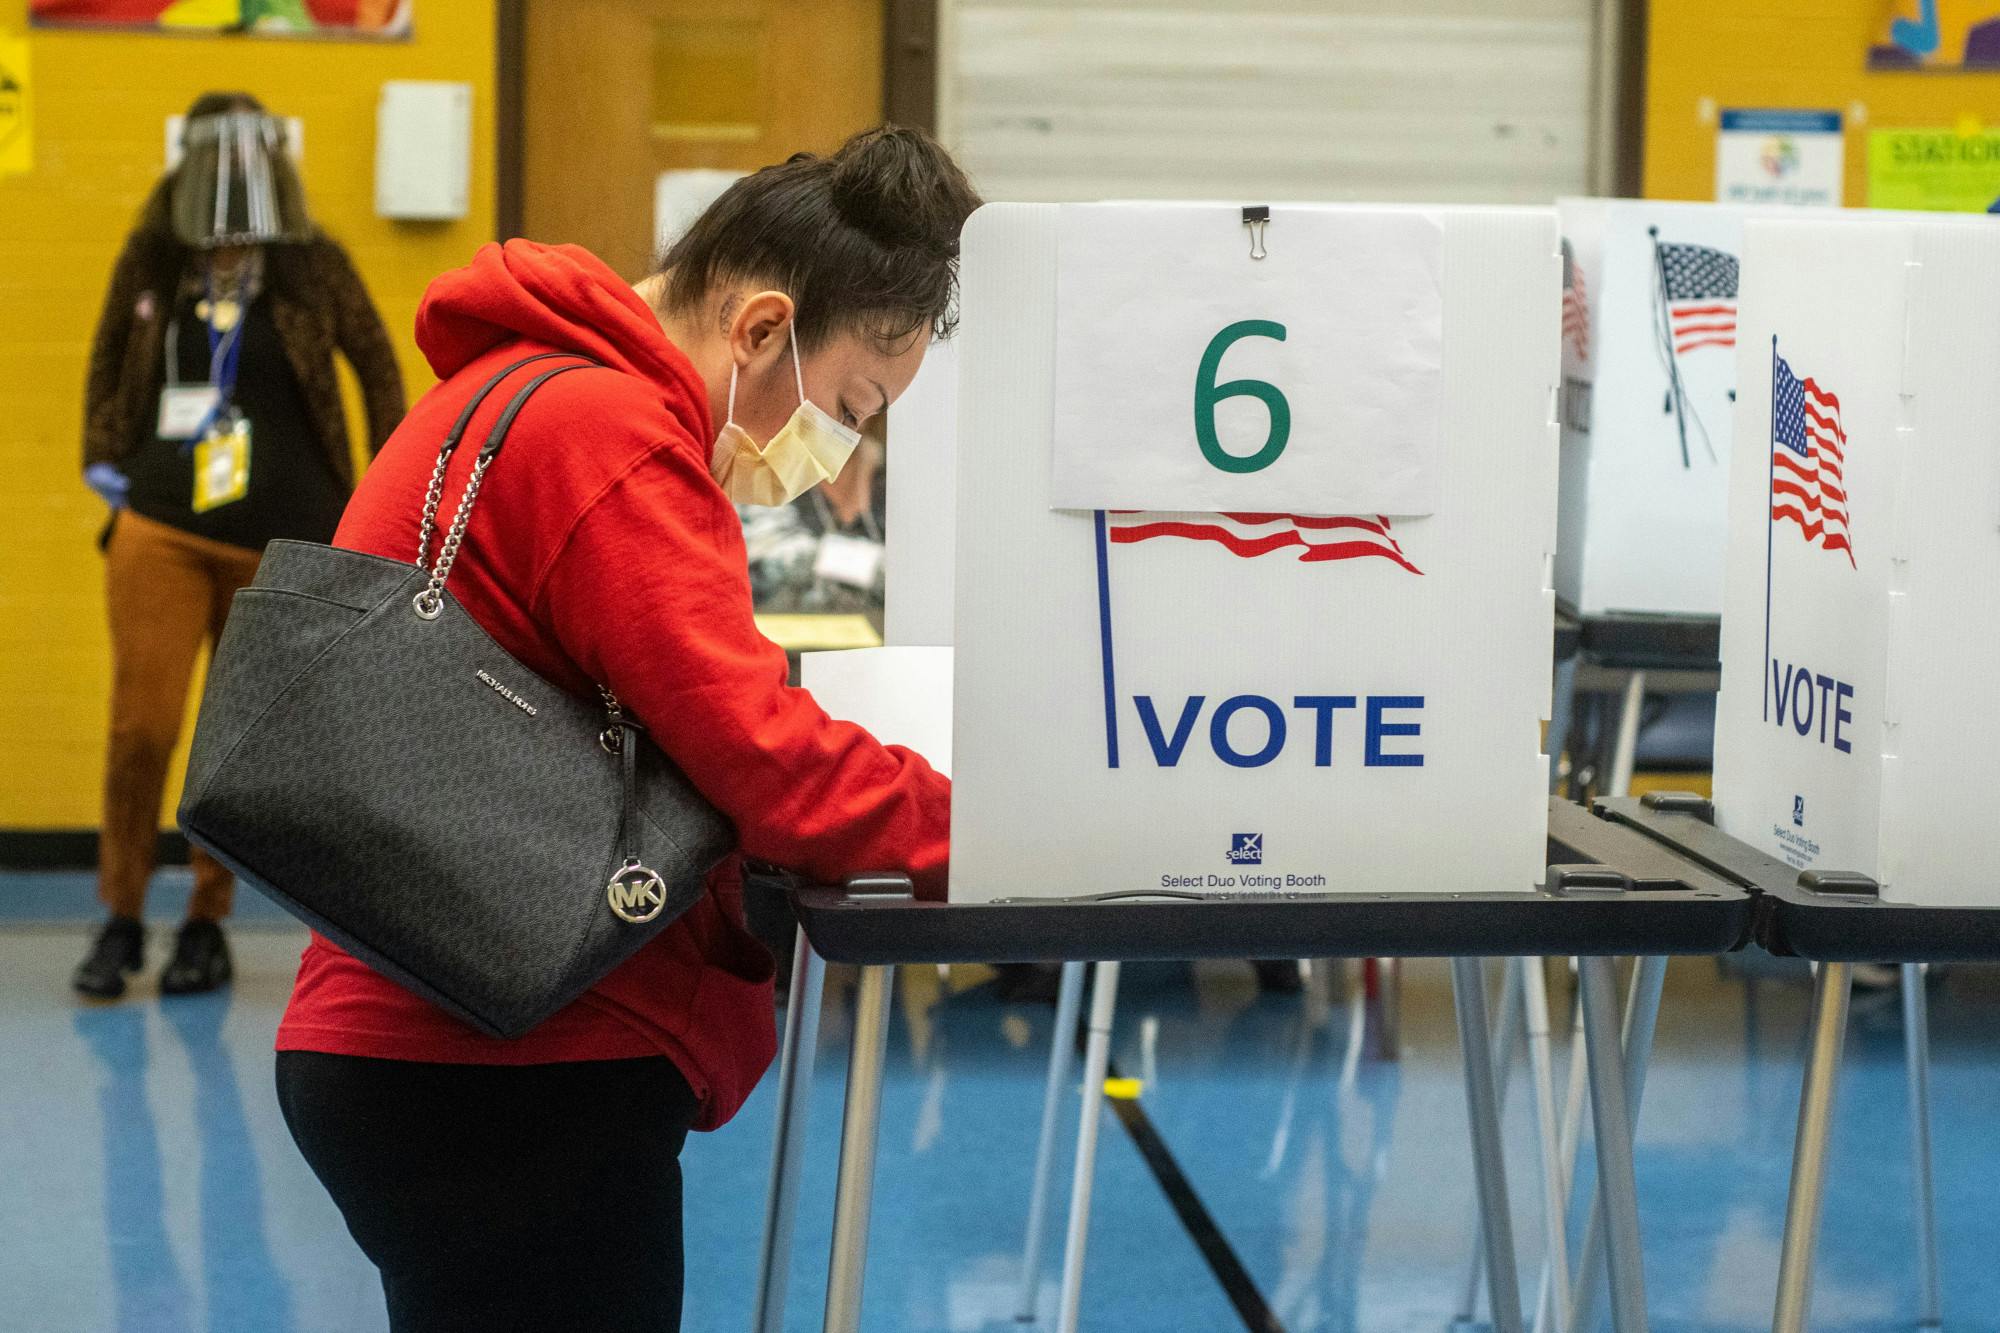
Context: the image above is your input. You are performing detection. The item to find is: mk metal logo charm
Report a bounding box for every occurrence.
[607,859,667,924]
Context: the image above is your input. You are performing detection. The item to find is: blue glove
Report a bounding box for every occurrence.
[84,462,130,508]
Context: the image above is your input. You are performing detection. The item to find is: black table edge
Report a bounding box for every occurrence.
[787,797,1755,966]
[1596,794,2000,963]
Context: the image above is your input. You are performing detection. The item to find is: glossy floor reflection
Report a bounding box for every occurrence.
[2,871,1997,1331]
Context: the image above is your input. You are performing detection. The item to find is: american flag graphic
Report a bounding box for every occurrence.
[1657,241,1739,355]
[1106,511,1421,575]
[1561,240,1590,361]
[1770,350,1854,567]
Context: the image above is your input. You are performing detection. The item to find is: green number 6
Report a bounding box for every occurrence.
[1194,320,1291,474]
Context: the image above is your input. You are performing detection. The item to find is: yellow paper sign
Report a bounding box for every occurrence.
[0,37,30,179]
[1868,127,2000,212]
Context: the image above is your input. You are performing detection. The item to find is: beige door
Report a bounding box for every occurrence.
[521,0,886,281]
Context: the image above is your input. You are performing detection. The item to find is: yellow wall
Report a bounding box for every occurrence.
[0,3,496,831]
[1646,1,2000,202]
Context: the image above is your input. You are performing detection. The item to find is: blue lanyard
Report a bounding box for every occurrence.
[187,268,248,447]
[205,270,247,401]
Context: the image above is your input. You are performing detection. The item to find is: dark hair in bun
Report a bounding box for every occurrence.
[657,124,982,350]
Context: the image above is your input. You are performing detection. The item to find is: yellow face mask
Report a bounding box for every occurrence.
[709,329,863,507]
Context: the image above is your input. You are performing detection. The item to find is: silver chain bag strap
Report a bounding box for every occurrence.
[179,355,732,1037]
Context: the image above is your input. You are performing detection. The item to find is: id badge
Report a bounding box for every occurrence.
[192,416,251,513]
[813,532,885,590]
[157,384,221,441]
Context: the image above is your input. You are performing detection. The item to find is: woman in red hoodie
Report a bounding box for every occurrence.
[272,127,980,1331]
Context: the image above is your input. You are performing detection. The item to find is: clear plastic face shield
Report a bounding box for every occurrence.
[170,111,313,250]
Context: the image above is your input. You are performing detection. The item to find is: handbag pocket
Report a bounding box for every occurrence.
[182,584,368,820]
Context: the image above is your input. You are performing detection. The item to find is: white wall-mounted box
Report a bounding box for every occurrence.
[375,80,472,222]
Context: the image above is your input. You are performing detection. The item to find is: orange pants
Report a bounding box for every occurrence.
[99,512,263,922]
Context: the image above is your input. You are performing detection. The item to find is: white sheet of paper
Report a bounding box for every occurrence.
[801,646,952,777]
[1050,204,1444,516]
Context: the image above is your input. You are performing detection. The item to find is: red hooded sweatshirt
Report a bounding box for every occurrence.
[275,241,950,1129]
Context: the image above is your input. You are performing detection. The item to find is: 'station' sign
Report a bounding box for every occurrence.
[1050,205,1444,516]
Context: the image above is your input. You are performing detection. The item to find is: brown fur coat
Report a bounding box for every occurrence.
[82,180,406,484]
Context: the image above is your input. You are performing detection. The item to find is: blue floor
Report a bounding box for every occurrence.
[3,869,1996,1331]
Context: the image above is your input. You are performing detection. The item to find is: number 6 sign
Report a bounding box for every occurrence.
[1050,204,1446,516]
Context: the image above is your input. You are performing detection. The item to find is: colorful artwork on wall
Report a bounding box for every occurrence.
[29,0,410,39]
[1869,2,2000,70]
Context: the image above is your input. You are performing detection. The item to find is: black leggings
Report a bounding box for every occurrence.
[277,1051,701,1332]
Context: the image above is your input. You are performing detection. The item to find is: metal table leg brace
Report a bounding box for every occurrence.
[1537,974,1590,1333]
[1454,958,1528,1329]
[1057,962,1122,1333]
[824,964,895,1333]
[1452,956,1526,1333]
[1568,955,1667,1333]
[1773,961,1852,1333]
[1576,955,1649,1333]
[752,930,828,1333]
[1901,964,1942,1331]
[1017,960,1088,1323]
[1520,957,1572,1333]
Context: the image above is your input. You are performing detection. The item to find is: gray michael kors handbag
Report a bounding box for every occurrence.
[179,354,732,1038]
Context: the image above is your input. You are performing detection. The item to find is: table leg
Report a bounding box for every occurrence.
[1569,955,1667,1332]
[1057,961,1121,1333]
[823,963,894,1333]
[1016,960,1088,1324]
[1578,955,1648,1333]
[752,930,826,1333]
[1549,651,1580,794]
[1455,958,1526,1329]
[1901,963,1942,1331]
[1521,957,1571,1333]
[1539,974,1588,1333]
[1607,670,1647,800]
[1452,956,1526,1333]
[1774,961,1852,1333]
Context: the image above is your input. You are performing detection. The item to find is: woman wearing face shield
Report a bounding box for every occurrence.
[74,92,405,1002]
[272,126,978,1330]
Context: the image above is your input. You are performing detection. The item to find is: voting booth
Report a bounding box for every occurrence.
[800,343,959,781]
[1713,214,2000,907]
[883,338,958,650]
[946,202,1561,903]
[1556,199,1752,617]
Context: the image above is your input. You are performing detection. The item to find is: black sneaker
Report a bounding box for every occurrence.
[159,920,233,996]
[73,917,146,1000]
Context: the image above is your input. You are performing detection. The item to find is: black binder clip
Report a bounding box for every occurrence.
[1242,205,1270,261]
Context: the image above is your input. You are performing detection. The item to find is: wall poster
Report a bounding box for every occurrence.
[30,0,411,38]
[1869,2,2000,70]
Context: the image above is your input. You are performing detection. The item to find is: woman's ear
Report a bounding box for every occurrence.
[726,289,797,372]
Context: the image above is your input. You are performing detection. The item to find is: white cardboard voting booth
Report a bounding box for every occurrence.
[1556,199,1751,617]
[948,202,1560,903]
[1713,215,2000,907]
[883,338,958,649]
